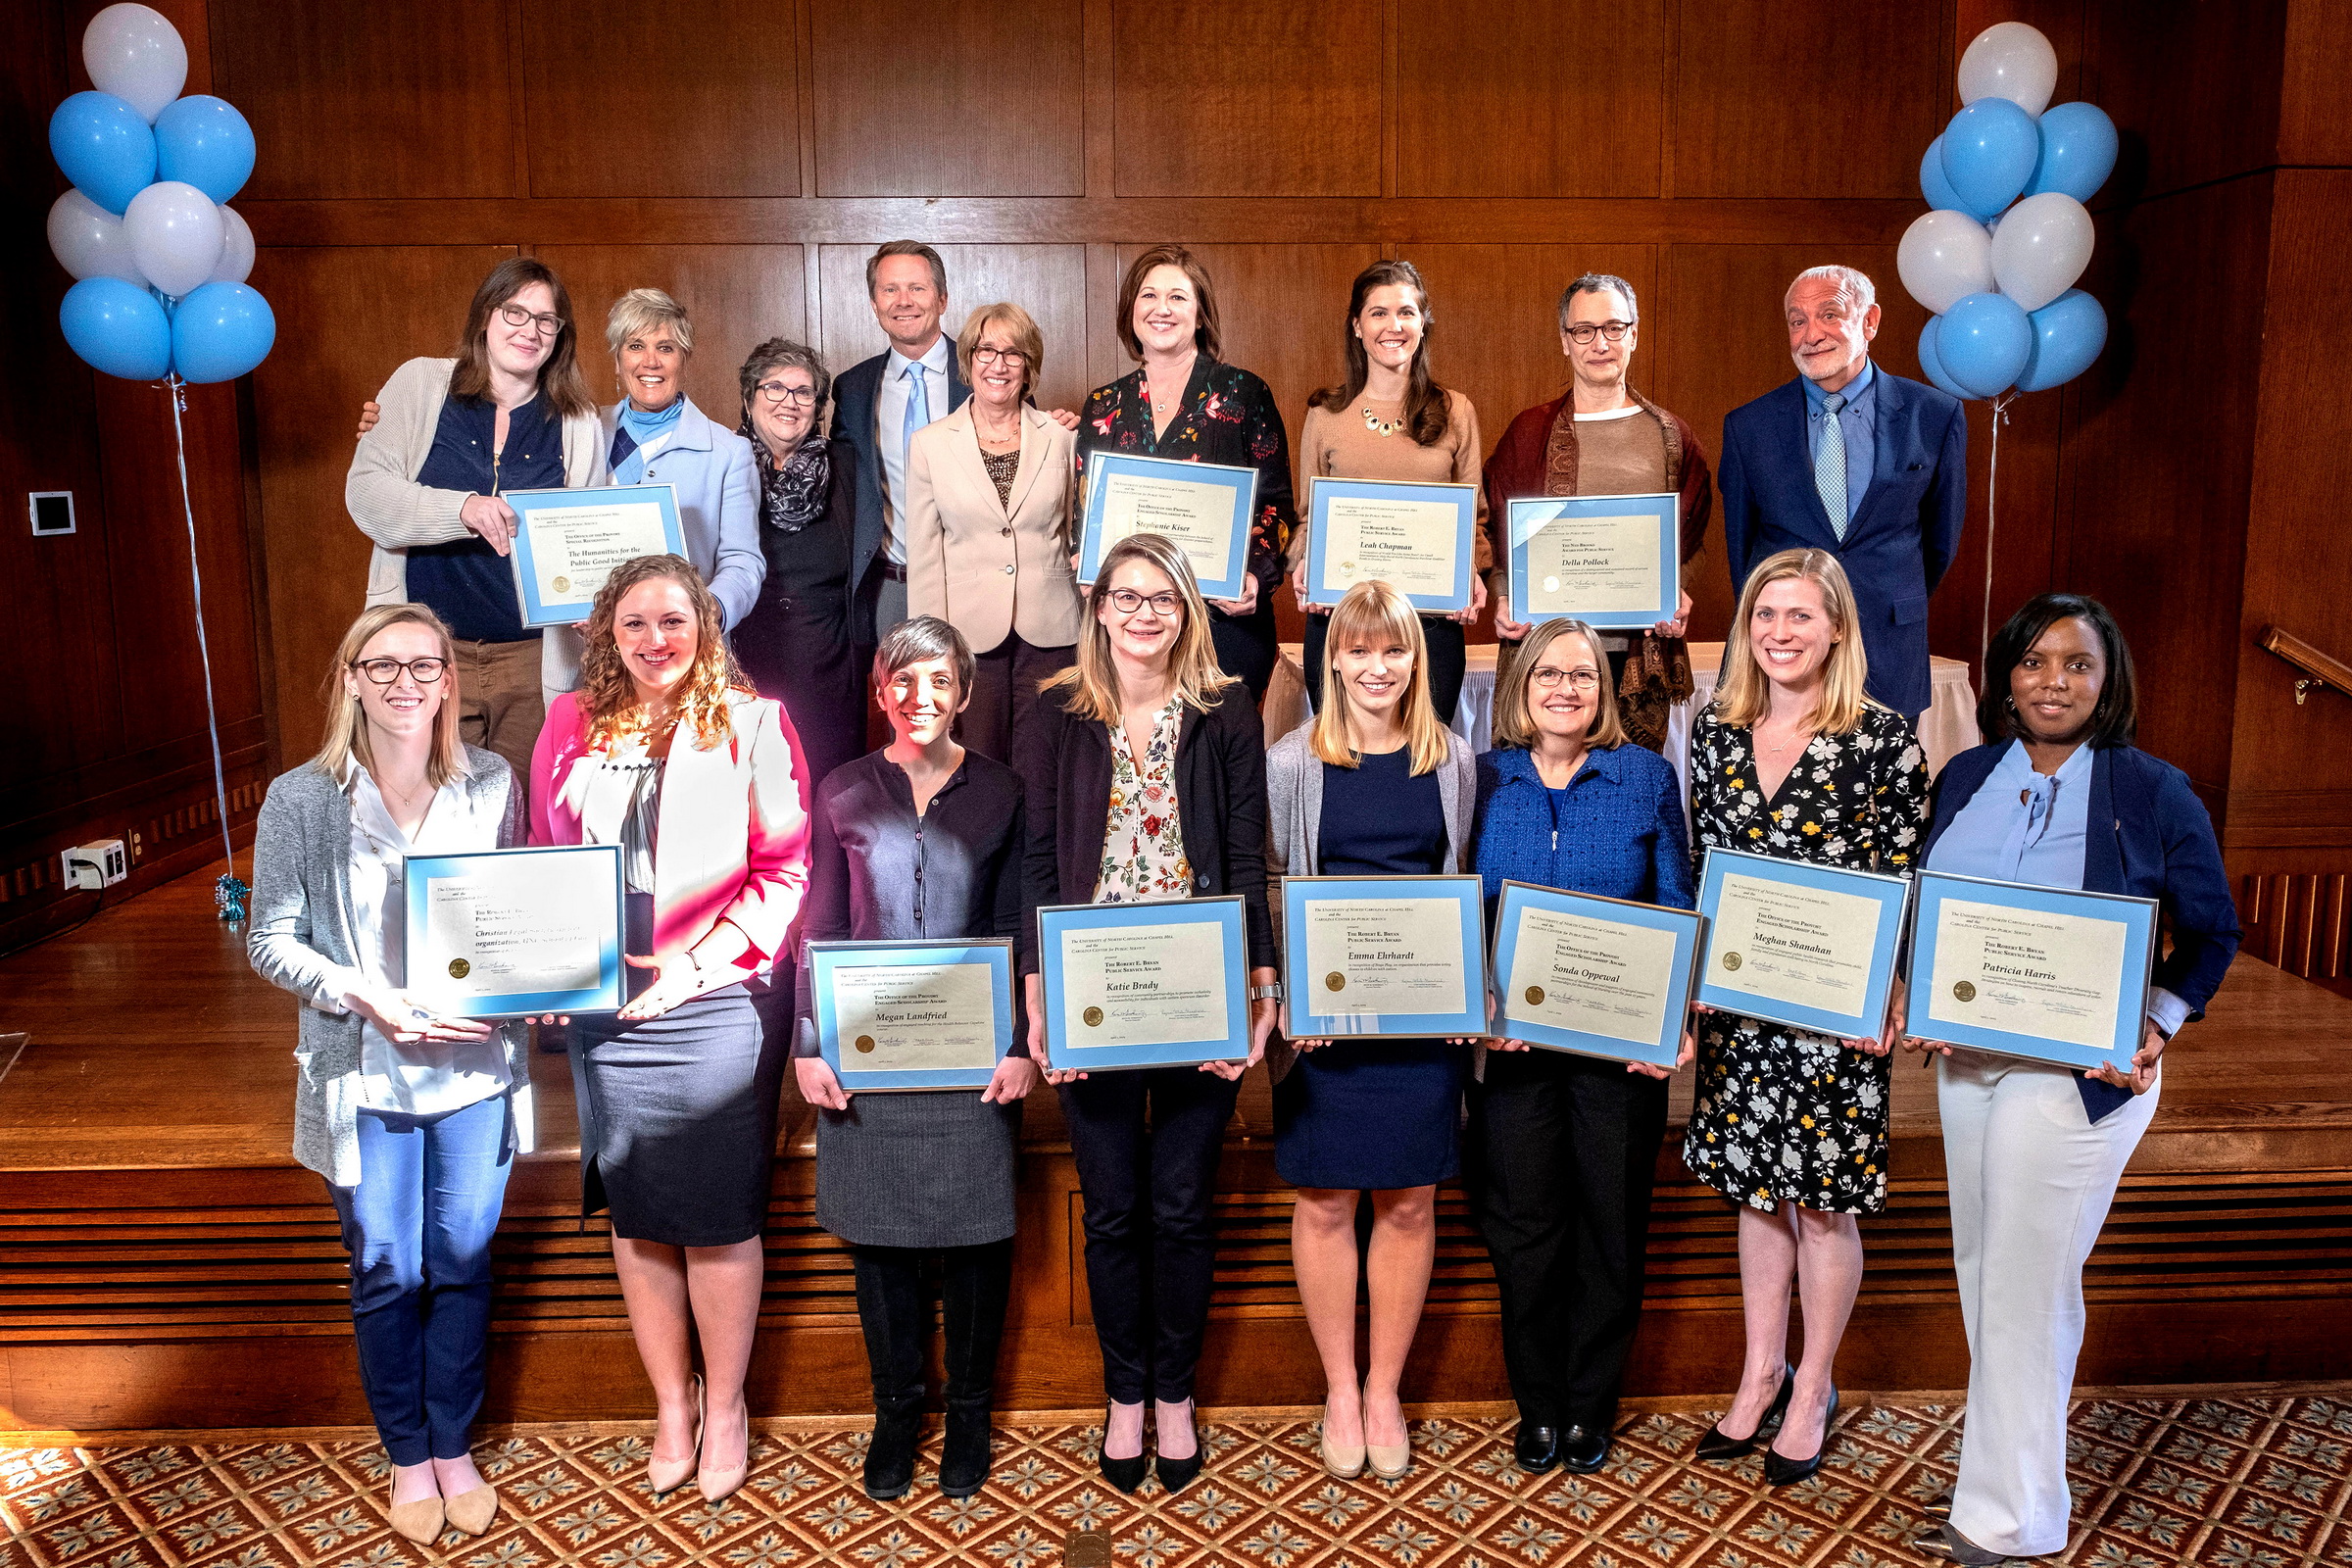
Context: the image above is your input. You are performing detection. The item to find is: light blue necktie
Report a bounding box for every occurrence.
[1815,391,1848,541]
[900,360,926,474]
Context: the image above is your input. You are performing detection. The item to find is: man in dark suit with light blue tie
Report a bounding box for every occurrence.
[1717,266,1966,719]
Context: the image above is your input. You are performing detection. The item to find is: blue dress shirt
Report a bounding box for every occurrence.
[1800,359,1877,526]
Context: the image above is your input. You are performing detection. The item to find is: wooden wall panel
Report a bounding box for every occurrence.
[814,243,1091,416]
[519,0,802,198]
[1394,0,1665,198]
[810,0,1084,197]
[1111,0,1383,196]
[532,245,808,422]
[2278,0,2352,166]
[2082,0,2287,203]
[209,0,516,200]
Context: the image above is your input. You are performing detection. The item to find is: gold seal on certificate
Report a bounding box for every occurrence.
[407,844,625,1017]
[830,960,1000,1072]
[1505,905,1679,1050]
[1923,898,2128,1052]
[1057,920,1233,1051]
[506,483,687,627]
[1299,898,1467,1016]
[1315,492,1462,600]
[1523,512,1664,615]
[1707,871,1879,1015]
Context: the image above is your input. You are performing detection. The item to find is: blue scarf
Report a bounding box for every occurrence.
[610,397,685,485]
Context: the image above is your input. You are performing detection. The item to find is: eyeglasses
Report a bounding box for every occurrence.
[353,657,448,685]
[1107,589,1182,616]
[972,347,1029,367]
[1529,665,1601,691]
[1563,320,1633,345]
[496,303,565,336]
[756,380,817,407]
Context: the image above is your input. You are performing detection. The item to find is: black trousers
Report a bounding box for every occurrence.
[1301,613,1468,725]
[1469,1049,1669,1430]
[1209,601,1278,702]
[852,1240,1015,1419]
[1058,1067,1242,1403]
[960,633,1076,764]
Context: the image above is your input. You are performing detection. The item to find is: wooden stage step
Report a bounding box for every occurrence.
[4,864,2350,1432]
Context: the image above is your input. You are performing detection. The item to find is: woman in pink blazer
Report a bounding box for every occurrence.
[530,555,808,1503]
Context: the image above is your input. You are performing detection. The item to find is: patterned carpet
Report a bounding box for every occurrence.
[5,1391,2349,1567]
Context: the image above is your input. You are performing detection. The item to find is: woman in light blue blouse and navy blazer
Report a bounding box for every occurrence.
[1897,594,2236,1568]
[1467,617,1692,1482]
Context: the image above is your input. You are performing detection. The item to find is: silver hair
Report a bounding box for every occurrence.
[605,287,693,358]
[1786,265,1877,316]
[1558,273,1640,330]
[871,614,974,697]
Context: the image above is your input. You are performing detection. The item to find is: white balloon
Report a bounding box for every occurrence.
[1957,22,2058,118]
[47,188,148,285]
[124,179,225,298]
[1897,210,1995,316]
[1989,191,2094,312]
[210,206,255,283]
[83,3,187,122]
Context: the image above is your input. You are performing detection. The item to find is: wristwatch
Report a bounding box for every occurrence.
[1249,982,1285,1003]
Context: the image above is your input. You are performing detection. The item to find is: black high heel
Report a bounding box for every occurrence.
[1152,1399,1204,1493]
[1098,1406,1150,1494]
[1763,1385,1839,1487]
[1695,1365,1794,1460]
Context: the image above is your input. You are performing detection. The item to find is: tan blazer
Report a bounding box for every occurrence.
[906,403,1085,652]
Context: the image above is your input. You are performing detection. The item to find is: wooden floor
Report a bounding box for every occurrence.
[4,860,2351,1433]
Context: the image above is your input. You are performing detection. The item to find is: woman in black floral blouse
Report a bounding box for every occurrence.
[1683,548,1928,1488]
[1075,245,1295,699]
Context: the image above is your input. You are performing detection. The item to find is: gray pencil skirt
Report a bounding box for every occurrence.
[814,1089,1020,1250]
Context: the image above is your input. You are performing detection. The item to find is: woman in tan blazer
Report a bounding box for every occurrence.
[906,303,1086,761]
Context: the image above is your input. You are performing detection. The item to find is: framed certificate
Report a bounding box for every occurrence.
[1506,493,1680,630]
[1909,872,2157,1071]
[1282,875,1488,1040]
[1038,896,1250,1070]
[506,483,687,627]
[1302,476,1478,613]
[806,939,1016,1091]
[1693,848,1910,1042]
[1077,453,1256,601]
[1491,881,1704,1067]
[403,844,624,1018]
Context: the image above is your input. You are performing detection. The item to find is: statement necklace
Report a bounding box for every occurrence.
[1361,403,1404,437]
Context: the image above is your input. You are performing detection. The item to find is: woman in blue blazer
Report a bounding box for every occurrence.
[1897,594,2237,1566]
[1467,617,1693,1480]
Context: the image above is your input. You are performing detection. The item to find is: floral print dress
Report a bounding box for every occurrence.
[1093,697,1195,902]
[1681,704,1930,1215]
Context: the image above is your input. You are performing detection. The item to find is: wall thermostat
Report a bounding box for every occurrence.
[30,492,75,536]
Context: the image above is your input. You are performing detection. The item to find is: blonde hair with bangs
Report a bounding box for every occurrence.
[1310,580,1450,775]
[1714,548,1875,735]
[1492,618,1627,751]
[1045,533,1236,723]
[310,604,469,790]
[577,556,748,751]
[606,287,694,359]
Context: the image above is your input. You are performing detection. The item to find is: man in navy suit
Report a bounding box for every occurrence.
[1718,266,1965,718]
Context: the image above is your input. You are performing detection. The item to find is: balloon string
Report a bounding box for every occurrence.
[1981,392,2014,670]
[169,373,239,886]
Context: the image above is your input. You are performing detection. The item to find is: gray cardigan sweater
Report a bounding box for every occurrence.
[1261,720,1477,1078]
[247,746,536,1186]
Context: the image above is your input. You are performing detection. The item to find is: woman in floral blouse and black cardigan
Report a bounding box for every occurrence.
[1075,245,1296,699]
[1682,548,1929,1488]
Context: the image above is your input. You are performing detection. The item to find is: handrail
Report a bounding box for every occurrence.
[2260,625,2352,706]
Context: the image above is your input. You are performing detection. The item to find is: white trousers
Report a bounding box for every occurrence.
[1938,1050,2160,1558]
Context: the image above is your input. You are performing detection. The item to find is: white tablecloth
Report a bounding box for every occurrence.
[1263,642,1979,795]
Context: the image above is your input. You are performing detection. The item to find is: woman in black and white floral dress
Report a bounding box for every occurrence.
[1683,549,1929,1488]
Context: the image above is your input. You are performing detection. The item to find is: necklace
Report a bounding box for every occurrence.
[1361,403,1403,437]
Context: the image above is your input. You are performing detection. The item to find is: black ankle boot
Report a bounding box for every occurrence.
[939,1401,995,1498]
[863,1401,923,1500]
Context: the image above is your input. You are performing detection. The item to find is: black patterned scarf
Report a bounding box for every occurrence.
[741,421,831,534]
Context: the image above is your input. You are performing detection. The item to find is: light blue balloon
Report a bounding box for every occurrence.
[61,277,173,380]
[1920,137,1967,213]
[1938,291,2033,399]
[154,95,257,204]
[48,91,158,217]
[1915,317,1974,402]
[1939,98,2039,221]
[2015,289,2108,392]
[171,281,276,383]
[2026,101,2118,202]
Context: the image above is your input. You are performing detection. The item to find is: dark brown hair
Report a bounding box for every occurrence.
[1115,245,1222,363]
[1979,593,2138,749]
[1307,258,1448,446]
[448,257,593,418]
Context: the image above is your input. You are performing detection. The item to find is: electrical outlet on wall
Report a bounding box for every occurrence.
[62,839,129,890]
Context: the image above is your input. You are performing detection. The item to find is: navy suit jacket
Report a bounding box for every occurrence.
[831,347,970,645]
[1924,740,2240,1122]
[1718,368,1965,717]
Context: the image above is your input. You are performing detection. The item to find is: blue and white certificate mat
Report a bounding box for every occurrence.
[807,939,1016,1091]
[1491,881,1703,1066]
[1507,492,1679,629]
[1303,476,1478,613]
[1077,453,1255,601]
[1038,896,1250,1070]
[506,482,686,627]
[403,844,625,1018]
[1694,848,1910,1041]
[1909,871,2157,1071]
[1283,875,1488,1039]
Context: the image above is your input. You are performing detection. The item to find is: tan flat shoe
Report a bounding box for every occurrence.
[387,1494,444,1545]
[648,1376,704,1494]
[443,1484,498,1537]
[1318,1406,1365,1480]
[1367,1440,1411,1481]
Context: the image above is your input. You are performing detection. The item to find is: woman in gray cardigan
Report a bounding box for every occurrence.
[1263,580,1477,1484]
[248,605,534,1547]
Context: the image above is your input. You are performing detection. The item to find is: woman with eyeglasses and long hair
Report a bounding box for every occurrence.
[530,555,810,1504]
[249,605,535,1546]
[1014,532,1281,1493]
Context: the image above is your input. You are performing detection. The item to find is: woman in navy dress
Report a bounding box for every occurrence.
[1264,580,1477,1482]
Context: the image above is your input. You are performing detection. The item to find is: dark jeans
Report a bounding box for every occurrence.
[853,1241,1015,1418]
[961,633,1077,764]
[1302,613,1469,725]
[327,1095,514,1464]
[1468,1049,1668,1430]
[1209,601,1278,702]
[1058,1067,1242,1403]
